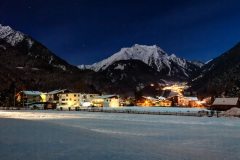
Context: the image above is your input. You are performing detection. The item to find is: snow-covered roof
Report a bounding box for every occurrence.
[23,91,42,95]
[143,96,158,101]
[47,89,72,95]
[212,98,239,106]
[185,97,198,101]
[157,96,166,100]
[97,95,118,99]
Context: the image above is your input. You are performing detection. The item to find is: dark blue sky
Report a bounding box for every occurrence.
[1,0,240,65]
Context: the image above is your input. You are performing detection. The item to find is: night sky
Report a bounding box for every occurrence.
[1,0,240,66]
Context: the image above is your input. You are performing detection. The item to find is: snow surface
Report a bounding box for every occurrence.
[225,107,240,116]
[205,59,213,64]
[114,64,125,70]
[0,45,6,50]
[0,110,240,160]
[54,64,67,71]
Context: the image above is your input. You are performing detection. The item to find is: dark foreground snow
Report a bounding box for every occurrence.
[0,110,240,160]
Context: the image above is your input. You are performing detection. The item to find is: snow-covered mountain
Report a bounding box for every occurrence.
[0,24,74,71]
[190,42,240,97]
[79,44,203,78]
[79,45,203,96]
[0,24,33,47]
[0,24,96,93]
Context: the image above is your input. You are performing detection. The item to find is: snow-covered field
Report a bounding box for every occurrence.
[0,110,240,160]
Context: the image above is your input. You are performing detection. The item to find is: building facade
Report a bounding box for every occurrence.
[92,95,119,107]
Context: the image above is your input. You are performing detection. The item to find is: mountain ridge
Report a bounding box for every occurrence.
[79,44,204,74]
[4,24,240,98]
[0,24,96,93]
[190,42,240,98]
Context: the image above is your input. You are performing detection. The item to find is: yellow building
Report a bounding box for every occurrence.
[136,96,157,107]
[58,93,99,107]
[92,95,119,107]
[158,99,172,107]
[46,89,73,103]
[16,91,43,103]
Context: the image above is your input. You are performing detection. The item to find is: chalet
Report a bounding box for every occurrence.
[158,99,172,107]
[211,98,239,111]
[16,91,43,103]
[167,96,189,107]
[92,95,119,107]
[185,97,199,107]
[135,96,157,107]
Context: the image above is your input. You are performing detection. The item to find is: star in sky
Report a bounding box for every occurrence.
[1,0,240,66]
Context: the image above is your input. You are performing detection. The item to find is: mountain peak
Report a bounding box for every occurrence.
[0,24,26,46]
[79,44,168,71]
[78,44,201,79]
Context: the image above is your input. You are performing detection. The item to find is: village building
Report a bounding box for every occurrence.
[157,99,172,107]
[92,95,119,107]
[79,94,99,104]
[58,93,99,107]
[166,96,202,107]
[46,89,73,103]
[185,97,199,107]
[211,98,239,111]
[135,96,157,107]
[167,96,188,107]
[16,91,43,103]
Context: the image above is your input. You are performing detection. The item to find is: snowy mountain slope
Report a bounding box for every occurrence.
[79,44,202,78]
[0,24,96,93]
[189,42,240,97]
[0,24,33,47]
[0,24,75,71]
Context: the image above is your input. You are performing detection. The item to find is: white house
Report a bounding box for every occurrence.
[46,89,73,103]
[58,93,99,107]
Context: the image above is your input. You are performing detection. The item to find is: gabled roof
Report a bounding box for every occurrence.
[212,98,239,106]
[23,91,42,95]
